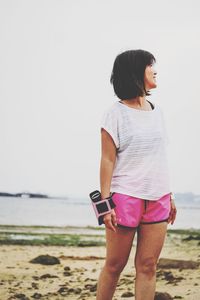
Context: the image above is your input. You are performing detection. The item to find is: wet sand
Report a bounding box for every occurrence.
[0,227,199,300]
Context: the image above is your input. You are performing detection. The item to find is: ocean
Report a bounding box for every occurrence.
[0,196,199,229]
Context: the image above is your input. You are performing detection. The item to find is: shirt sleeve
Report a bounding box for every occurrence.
[100,107,119,149]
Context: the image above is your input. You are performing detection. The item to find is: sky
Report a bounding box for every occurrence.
[0,0,200,198]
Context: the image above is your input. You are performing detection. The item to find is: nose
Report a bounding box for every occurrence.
[152,65,157,75]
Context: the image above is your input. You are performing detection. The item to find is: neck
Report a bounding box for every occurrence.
[123,96,147,108]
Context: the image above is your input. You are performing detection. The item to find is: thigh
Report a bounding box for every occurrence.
[135,222,168,267]
[105,226,136,267]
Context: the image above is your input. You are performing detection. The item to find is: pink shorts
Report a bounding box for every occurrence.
[112,192,171,228]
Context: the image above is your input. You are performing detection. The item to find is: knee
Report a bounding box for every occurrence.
[135,257,157,278]
[104,258,127,276]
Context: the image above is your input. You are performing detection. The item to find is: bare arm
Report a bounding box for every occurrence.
[100,128,118,232]
[100,128,117,198]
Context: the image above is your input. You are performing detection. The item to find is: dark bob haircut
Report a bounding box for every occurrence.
[110,49,156,100]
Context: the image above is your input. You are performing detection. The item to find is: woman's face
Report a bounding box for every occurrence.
[144,64,157,90]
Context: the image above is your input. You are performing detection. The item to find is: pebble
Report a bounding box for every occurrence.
[121,291,134,297]
[31,293,42,299]
[13,294,30,300]
[154,292,173,300]
[63,271,72,276]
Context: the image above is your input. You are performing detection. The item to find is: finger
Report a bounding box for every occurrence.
[103,213,111,224]
[167,211,173,223]
[169,210,177,225]
[171,211,177,225]
[168,213,175,224]
[168,204,177,223]
[104,216,115,230]
[106,220,116,232]
[167,215,172,224]
[168,213,174,224]
[171,214,175,225]
[111,213,117,227]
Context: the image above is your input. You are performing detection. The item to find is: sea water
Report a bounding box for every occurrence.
[0,196,199,229]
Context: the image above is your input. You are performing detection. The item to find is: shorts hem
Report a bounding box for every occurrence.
[140,218,169,225]
[117,223,138,229]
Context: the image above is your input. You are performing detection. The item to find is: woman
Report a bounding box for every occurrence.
[96,50,177,300]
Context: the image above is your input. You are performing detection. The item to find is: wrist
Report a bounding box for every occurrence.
[101,192,112,200]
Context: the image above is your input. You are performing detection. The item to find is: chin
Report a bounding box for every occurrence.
[146,81,157,90]
[150,82,157,89]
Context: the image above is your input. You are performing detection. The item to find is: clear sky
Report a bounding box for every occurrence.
[0,0,200,198]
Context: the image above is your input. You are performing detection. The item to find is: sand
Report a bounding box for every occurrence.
[0,229,200,300]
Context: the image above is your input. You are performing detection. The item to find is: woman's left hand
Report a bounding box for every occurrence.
[168,198,177,225]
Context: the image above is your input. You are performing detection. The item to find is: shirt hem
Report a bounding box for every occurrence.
[110,189,171,201]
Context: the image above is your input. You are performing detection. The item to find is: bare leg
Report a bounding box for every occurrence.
[96,226,136,300]
[134,222,168,300]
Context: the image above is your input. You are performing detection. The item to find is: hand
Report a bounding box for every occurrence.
[168,198,177,225]
[103,209,117,232]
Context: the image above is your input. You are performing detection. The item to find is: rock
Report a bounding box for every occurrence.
[57,287,69,296]
[40,273,58,279]
[74,288,82,294]
[121,291,134,297]
[167,273,183,284]
[58,283,69,288]
[31,293,42,299]
[90,284,97,292]
[124,274,133,277]
[158,258,200,269]
[32,276,39,281]
[154,292,173,300]
[84,283,97,292]
[163,271,175,281]
[14,282,21,287]
[119,278,133,285]
[64,266,71,271]
[31,282,39,289]
[157,270,184,284]
[68,288,82,294]
[63,271,72,276]
[84,278,96,282]
[14,294,30,300]
[79,292,91,298]
[30,255,60,265]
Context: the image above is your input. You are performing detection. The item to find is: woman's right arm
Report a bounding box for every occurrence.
[100,128,117,232]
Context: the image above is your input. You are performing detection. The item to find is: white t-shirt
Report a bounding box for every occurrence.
[100,100,171,201]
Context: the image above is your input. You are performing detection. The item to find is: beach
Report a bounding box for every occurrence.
[0,225,200,300]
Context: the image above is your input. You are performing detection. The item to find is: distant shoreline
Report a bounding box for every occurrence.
[0,192,49,198]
